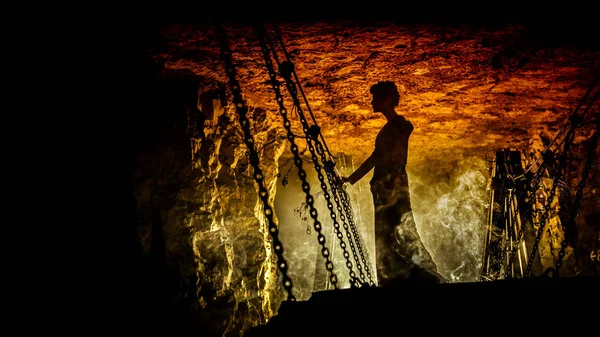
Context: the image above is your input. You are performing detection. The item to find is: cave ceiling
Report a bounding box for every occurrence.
[148,21,600,167]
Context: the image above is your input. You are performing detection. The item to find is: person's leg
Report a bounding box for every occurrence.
[392,191,447,282]
[374,201,412,286]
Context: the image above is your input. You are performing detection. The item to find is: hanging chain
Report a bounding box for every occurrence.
[255,25,340,289]
[272,23,337,160]
[324,158,369,285]
[329,168,375,285]
[258,24,370,287]
[553,87,600,273]
[503,167,544,277]
[309,122,373,285]
[273,24,374,285]
[555,117,600,274]
[506,115,573,274]
[518,80,597,277]
[216,24,296,301]
[524,127,576,277]
[265,23,375,286]
[527,81,598,276]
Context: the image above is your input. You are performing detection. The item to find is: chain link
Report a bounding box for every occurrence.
[553,85,599,273]
[310,132,371,285]
[503,168,544,278]
[485,107,593,280]
[524,128,576,277]
[555,121,599,274]
[216,25,296,301]
[504,106,588,277]
[268,23,375,285]
[260,24,376,287]
[255,25,340,288]
[500,116,567,258]
[270,23,376,285]
[329,169,375,285]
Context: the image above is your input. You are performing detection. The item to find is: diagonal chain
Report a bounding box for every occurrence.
[260,24,374,286]
[216,24,296,300]
[255,25,340,288]
[524,128,576,277]
[555,120,599,275]
[267,23,375,285]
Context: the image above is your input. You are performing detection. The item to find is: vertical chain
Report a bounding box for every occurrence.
[329,169,375,285]
[555,121,599,274]
[553,84,599,273]
[255,25,340,289]
[509,81,598,278]
[262,25,375,286]
[524,128,576,277]
[504,169,543,277]
[260,26,366,287]
[505,113,579,276]
[271,22,374,283]
[323,163,367,285]
[215,25,296,301]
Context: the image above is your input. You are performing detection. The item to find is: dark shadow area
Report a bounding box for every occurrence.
[97,23,216,335]
[177,4,598,34]
[245,276,600,337]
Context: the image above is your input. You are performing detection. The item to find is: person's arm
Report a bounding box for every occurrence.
[342,152,378,185]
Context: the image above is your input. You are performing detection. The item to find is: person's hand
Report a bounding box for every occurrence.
[341,176,352,185]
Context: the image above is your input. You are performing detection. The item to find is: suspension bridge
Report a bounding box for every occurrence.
[212,21,600,336]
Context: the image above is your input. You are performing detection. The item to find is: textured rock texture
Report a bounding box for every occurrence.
[131,21,600,336]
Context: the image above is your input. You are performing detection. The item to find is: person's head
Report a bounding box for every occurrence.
[369,81,400,112]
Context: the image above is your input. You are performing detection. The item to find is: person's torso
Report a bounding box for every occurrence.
[371,115,413,187]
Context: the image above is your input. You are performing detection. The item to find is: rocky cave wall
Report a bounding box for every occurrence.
[132,22,600,337]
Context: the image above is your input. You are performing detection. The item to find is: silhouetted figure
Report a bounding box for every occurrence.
[342,81,445,286]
